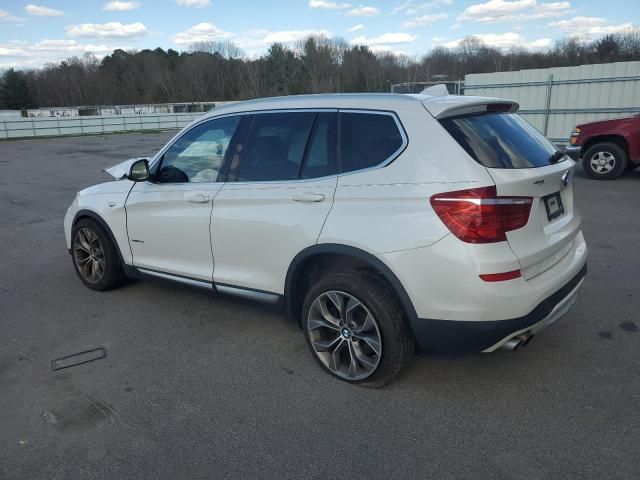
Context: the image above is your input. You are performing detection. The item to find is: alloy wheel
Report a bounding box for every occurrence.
[590,151,616,174]
[307,290,382,381]
[73,228,105,284]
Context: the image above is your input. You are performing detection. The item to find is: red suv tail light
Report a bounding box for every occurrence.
[430,186,533,244]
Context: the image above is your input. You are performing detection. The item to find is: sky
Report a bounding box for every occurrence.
[1,0,639,69]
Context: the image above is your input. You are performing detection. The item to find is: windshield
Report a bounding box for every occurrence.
[440,112,560,169]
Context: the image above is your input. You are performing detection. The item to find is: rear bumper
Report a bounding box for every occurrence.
[411,263,587,353]
[564,145,581,161]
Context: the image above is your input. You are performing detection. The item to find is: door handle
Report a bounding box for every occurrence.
[186,193,211,204]
[291,192,325,203]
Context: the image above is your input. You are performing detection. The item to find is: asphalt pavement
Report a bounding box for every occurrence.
[0,132,639,479]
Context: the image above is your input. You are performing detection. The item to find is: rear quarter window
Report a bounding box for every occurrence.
[440,112,558,169]
[340,112,404,173]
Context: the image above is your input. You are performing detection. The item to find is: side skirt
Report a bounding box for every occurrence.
[131,266,282,304]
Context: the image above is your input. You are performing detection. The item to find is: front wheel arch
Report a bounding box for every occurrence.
[72,210,128,268]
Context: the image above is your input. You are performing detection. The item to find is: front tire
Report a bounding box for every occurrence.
[582,142,628,180]
[71,218,126,291]
[302,270,414,388]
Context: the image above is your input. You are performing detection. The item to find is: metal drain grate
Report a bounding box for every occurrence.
[51,347,107,371]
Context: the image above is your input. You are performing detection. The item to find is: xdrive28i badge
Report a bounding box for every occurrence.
[561,170,571,189]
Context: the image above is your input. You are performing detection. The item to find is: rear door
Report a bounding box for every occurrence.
[211,110,338,293]
[440,112,581,278]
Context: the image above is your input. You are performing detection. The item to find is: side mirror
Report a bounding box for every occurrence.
[128,159,150,182]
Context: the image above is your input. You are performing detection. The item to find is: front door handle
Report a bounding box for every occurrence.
[186,193,211,204]
[291,192,325,203]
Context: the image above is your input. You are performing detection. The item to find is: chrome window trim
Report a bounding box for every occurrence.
[148,107,408,184]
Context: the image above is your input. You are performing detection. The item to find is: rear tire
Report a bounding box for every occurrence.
[71,218,126,291]
[302,270,414,388]
[582,142,628,180]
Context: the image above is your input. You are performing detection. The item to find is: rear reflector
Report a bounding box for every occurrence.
[479,270,522,282]
[430,186,532,243]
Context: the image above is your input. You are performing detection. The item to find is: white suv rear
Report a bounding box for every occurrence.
[64,92,588,387]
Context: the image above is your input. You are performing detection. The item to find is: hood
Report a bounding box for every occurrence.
[577,115,636,129]
[104,157,147,180]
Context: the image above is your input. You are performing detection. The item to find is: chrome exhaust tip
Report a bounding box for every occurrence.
[501,337,523,351]
[500,332,534,352]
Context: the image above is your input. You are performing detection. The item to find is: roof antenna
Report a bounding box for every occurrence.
[420,84,449,97]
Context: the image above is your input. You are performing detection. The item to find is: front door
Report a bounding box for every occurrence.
[125,115,241,281]
[212,111,338,293]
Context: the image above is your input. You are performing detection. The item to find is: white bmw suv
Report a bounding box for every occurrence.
[64,92,588,387]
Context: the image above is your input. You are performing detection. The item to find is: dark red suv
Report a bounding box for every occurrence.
[565,115,640,179]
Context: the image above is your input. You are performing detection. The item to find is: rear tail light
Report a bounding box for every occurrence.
[430,186,532,243]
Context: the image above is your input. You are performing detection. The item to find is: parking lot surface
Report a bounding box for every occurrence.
[1,133,639,479]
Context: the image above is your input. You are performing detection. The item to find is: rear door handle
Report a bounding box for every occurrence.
[291,192,325,203]
[186,193,211,204]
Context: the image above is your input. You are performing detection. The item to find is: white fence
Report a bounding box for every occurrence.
[464,61,640,144]
[0,112,203,139]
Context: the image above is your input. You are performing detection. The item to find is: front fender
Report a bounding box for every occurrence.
[65,181,134,265]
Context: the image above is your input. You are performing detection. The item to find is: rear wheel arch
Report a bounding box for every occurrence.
[284,244,419,330]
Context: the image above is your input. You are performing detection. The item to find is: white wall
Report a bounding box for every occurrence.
[464,61,640,143]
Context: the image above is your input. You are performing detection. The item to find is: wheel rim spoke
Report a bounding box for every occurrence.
[73,228,105,284]
[312,332,342,352]
[353,332,381,356]
[307,290,382,381]
[591,151,615,173]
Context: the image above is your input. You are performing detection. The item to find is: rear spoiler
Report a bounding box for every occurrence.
[423,96,519,120]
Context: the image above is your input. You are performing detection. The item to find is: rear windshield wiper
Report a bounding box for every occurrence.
[548,150,566,164]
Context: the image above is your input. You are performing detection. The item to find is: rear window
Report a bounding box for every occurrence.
[440,112,558,169]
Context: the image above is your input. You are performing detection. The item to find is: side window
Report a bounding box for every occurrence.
[340,112,403,173]
[155,116,240,183]
[230,112,315,182]
[301,112,337,179]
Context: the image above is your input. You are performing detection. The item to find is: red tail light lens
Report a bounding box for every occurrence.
[430,186,532,243]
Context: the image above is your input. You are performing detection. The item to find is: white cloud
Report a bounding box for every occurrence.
[392,0,453,15]
[308,0,351,9]
[25,4,64,17]
[171,24,333,52]
[346,5,379,16]
[0,39,122,69]
[347,23,365,32]
[403,13,448,27]
[449,22,461,30]
[65,22,149,39]
[548,17,637,38]
[172,22,234,45]
[434,31,551,49]
[0,9,23,22]
[103,1,141,11]
[525,37,552,48]
[458,0,570,23]
[236,29,332,51]
[176,0,210,7]
[352,32,418,46]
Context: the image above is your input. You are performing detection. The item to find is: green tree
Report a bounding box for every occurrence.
[0,68,36,110]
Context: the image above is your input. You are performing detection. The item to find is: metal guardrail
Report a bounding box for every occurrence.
[0,112,203,140]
